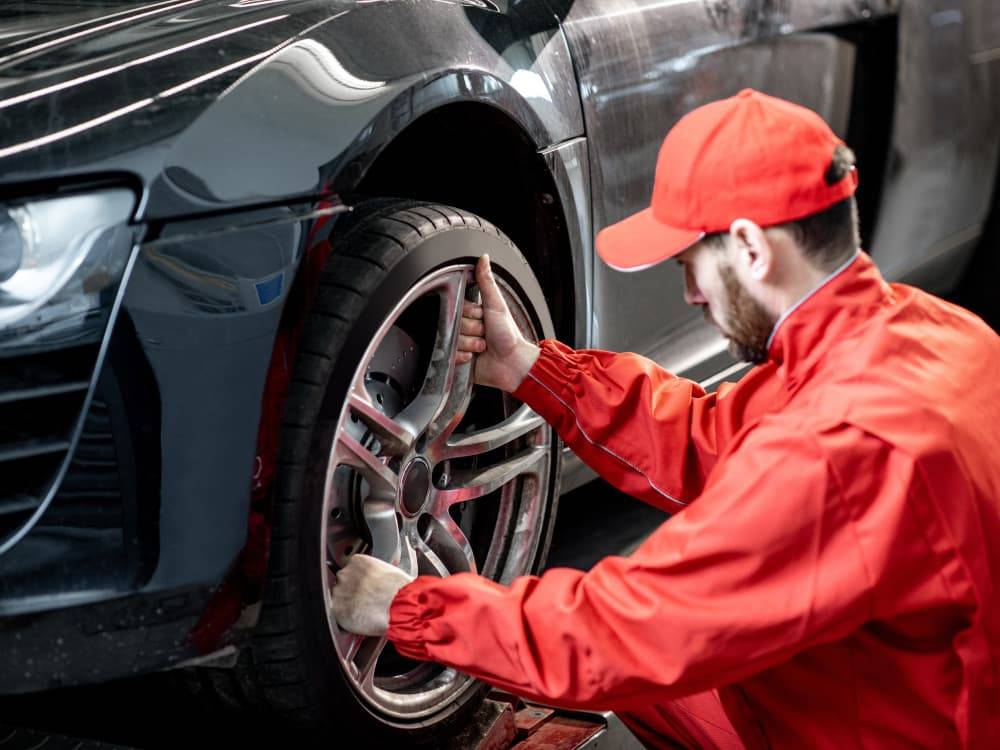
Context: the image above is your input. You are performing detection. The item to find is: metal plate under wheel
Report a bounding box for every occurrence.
[442,692,645,750]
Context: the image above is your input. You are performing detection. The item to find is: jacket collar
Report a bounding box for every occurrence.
[766,250,893,384]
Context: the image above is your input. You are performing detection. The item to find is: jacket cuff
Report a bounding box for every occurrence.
[386,577,446,661]
[512,339,579,420]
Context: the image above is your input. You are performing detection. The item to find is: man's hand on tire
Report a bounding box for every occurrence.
[331,554,415,636]
[457,254,540,392]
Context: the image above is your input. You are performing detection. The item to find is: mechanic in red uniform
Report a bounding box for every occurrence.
[331,89,1000,748]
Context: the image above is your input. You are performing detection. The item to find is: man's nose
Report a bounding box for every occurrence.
[683,268,707,306]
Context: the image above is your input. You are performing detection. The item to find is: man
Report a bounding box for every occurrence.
[332,89,1000,748]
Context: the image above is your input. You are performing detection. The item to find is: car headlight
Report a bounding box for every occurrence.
[0,189,136,353]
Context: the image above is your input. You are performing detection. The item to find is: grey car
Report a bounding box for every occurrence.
[0,0,996,744]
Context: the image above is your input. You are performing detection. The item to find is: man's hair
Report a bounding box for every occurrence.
[703,145,860,271]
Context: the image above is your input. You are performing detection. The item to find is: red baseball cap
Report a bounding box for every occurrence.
[595,88,859,271]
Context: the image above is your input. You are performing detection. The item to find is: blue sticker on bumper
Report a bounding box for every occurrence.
[255,273,283,306]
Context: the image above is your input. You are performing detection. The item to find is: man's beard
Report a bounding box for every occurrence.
[706,263,777,364]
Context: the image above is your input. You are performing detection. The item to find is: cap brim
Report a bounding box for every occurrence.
[595,208,705,272]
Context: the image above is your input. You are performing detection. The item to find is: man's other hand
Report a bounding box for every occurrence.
[457,254,540,392]
[331,554,415,636]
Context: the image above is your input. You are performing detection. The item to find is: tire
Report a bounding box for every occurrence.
[228,200,561,744]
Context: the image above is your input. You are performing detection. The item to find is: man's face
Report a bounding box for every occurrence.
[675,241,777,364]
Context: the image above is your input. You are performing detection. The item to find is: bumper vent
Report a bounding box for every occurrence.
[0,344,100,549]
[46,394,123,526]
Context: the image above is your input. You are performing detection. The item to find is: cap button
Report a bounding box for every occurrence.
[738,88,754,98]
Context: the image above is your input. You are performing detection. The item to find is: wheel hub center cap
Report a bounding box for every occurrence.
[399,457,432,516]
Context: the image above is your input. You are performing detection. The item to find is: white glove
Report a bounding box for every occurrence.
[331,554,415,636]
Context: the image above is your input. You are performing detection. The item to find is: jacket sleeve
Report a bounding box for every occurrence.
[387,419,907,711]
[511,339,725,512]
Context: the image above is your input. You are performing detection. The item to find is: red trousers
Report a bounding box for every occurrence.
[621,691,744,750]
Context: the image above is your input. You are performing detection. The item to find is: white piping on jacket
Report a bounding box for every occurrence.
[526,373,689,508]
[765,249,861,351]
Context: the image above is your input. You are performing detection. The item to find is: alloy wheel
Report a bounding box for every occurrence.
[319,264,552,719]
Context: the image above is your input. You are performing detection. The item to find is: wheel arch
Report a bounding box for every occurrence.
[340,99,581,348]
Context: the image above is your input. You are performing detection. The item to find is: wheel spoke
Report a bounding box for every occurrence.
[361,497,401,566]
[432,446,547,510]
[354,635,388,692]
[348,385,414,455]
[425,514,477,574]
[342,633,364,664]
[335,431,398,499]
[425,353,475,452]
[440,405,546,460]
[394,271,469,441]
[407,528,451,578]
[425,283,481,450]
[397,532,419,579]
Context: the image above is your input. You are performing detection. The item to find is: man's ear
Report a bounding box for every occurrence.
[729,218,772,282]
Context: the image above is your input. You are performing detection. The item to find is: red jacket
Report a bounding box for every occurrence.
[387,252,1000,748]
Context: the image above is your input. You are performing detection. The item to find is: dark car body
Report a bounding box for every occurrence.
[1,0,997,695]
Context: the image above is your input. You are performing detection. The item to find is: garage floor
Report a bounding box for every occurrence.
[0,480,665,749]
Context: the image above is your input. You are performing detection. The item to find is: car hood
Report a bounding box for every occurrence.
[0,1,343,65]
[0,0,357,200]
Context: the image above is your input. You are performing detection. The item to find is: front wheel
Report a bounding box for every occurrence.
[248,201,562,744]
